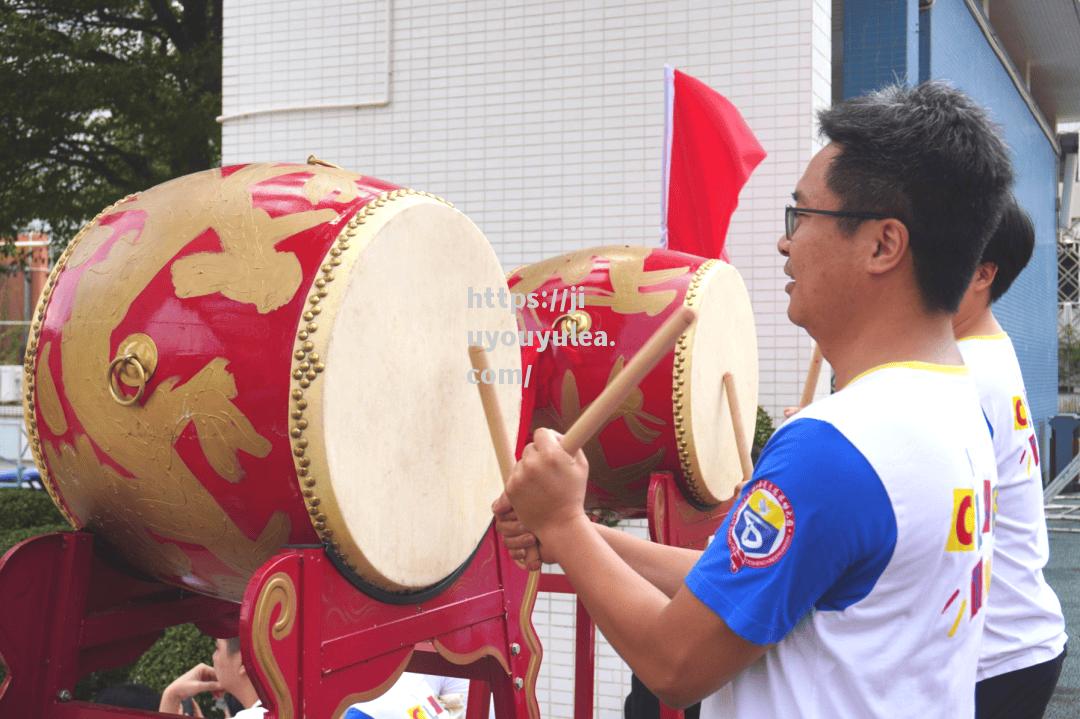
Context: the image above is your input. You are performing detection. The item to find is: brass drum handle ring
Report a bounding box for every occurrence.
[553,310,592,335]
[107,353,147,406]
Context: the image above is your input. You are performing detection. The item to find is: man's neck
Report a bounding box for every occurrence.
[818,305,963,391]
[953,305,1002,340]
[231,679,261,709]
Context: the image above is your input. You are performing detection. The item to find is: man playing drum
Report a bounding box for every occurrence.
[495,81,1013,717]
[952,197,1067,719]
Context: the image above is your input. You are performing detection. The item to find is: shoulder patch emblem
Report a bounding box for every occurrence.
[728,479,795,572]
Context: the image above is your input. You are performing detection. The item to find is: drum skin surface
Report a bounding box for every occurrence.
[510,245,757,517]
[24,163,517,601]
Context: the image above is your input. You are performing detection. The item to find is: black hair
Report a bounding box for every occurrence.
[95,683,161,711]
[817,81,1014,313]
[983,194,1035,302]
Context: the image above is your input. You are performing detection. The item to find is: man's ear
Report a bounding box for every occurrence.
[971,262,998,292]
[866,218,909,274]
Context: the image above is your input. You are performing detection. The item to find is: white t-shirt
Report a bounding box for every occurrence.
[686,363,996,718]
[343,673,448,719]
[958,333,1067,679]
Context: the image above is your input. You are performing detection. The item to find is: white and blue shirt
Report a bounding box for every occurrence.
[958,333,1066,680]
[686,363,996,718]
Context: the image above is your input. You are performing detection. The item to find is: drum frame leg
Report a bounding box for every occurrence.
[0,526,541,719]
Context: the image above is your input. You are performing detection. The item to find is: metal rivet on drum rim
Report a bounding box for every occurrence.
[311,305,321,315]
[308,352,319,362]
[304,478,316,487]
[316,513,327,522]
[298,467,308,476]
[303,311,315,321]
[292,370,303,380]
[297,399,308,409]
[314,278,326,289]
[299,361,311,371]
[299,458,310,467]
[306,323,318,333]
[293,349,305,360]
[308,295,321,305]
[297,418,308,429]
[302,341,314,352]
[292,389,304,400]
[290,428,302,438]
[309,498,320,507]
[331,257,342,266]
[293,447,305,457]
[300,379,311,388]
[298,330,309,340]
[309,507,319,516]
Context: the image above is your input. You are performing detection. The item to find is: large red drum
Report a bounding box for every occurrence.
[510,245,757,517]
[24,161,520,601]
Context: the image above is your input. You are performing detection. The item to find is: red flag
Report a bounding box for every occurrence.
[662,66,766,260]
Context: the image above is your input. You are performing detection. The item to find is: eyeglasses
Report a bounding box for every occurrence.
[785,205,889,241]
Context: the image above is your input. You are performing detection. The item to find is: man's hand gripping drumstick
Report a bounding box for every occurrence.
[472,306,697,569]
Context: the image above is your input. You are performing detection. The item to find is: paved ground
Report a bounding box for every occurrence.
[1045,526,1079,718]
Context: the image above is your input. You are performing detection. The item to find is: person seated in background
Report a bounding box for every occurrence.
[159,637,265,718]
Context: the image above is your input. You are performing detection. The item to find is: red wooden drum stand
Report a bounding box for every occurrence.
[0,526,542,719]
[538,471,731,719]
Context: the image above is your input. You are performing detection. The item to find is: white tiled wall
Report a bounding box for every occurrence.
[223,1,830,715]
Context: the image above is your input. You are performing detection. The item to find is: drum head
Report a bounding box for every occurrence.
[678,261,758,504]
[302,195,519,592]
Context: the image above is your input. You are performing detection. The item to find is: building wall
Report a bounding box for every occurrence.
[223,1,831,716]
[922,0,1059,456]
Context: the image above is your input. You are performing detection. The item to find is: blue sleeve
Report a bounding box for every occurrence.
[685,418,897,645]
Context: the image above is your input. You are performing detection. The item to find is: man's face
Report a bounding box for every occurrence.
[778,143,865,335]
[212,638,243,694]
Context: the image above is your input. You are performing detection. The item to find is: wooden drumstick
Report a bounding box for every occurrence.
[798,342,824,410]
[469,346,517,481]
[723,373,754,484]
[469,345,540,570]
[560,305,697,454]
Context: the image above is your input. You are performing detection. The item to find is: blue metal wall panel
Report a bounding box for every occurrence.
[843,0,920,97]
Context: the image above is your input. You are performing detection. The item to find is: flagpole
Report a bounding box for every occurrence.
[660,64,675,248]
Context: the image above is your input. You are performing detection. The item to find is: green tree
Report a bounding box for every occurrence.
[0,0,222,246]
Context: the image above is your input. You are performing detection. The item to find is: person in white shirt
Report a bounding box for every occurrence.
[495,81,1013,717]
[953,195,1068,719]
[159,637,265,718]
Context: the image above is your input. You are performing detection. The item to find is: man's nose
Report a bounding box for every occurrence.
[777,233,791,257]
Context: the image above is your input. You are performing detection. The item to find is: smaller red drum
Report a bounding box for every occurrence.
[510,245,757,517]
